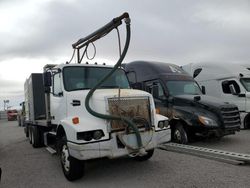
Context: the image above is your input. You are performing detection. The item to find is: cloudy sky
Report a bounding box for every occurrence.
[0,0,250,110]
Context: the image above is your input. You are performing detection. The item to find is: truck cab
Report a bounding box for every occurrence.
[124,61,241,144]
[24,63,170,181]
[182,62,250,129]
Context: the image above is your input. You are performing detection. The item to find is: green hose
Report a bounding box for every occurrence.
[85,18,143,150]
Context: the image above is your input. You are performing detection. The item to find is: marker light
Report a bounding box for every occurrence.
[72,117,79,125]
[155,108,160,114]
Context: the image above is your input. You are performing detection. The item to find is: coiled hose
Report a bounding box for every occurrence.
[85,16,144,151]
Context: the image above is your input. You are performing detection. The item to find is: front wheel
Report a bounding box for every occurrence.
[133,149,154,161]
[244,116,250,129]
[60,137,84,181]
[172,123,188,144]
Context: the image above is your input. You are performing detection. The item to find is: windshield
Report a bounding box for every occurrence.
[166,80,202,96]
[240,78,250,92]
[63,66,130,91]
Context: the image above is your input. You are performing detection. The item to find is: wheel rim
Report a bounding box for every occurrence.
[174,129,182,143]
[61,145,70,172]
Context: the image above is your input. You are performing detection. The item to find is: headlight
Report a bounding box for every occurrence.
[158,121,164,129]
[158,120,169,129]
[164,120,169,128]
[198,116,217,126]
[92,130,104,140]
[77,130,104,141]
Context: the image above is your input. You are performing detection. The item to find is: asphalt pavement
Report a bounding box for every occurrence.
[0,120,250,188]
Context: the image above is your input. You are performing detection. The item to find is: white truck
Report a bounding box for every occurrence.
[23,13,170,181]
[182,62,250,129]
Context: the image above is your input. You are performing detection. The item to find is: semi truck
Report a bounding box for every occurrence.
[23,13,170,181]
[123,61,241,144]
[182,62,250,129]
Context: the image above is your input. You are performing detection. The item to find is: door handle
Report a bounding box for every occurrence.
[71,100,81,106]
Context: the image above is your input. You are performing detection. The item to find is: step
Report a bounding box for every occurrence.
[46,146,57,155]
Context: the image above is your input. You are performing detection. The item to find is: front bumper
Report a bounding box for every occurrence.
[191,125,240,138]
[68,129,171,160]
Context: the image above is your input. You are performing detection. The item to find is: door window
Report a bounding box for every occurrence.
[53,73,62,96]
[155,82,165,99]
[146,81,165,99]
[222,80,240,94]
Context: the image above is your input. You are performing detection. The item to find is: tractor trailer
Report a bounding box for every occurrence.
[182,62,250,129]
[124,61,241,143]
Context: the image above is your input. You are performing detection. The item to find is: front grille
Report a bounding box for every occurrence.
[108,97,151,131]
[220,106,241,128]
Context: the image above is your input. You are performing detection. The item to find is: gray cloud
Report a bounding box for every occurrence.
[1,0,249,63]
[1,0,250,108]
[0,80,23,97]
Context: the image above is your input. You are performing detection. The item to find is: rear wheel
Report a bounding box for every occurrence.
[172,123,188,144]
[18,116,21,126]
[244,115,250,129]
[25,125,29,138]
[60,136,84,181]
[31,126,42,148]
[28,126,33,144]
[134,149,154,161]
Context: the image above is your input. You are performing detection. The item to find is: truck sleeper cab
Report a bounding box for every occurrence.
[124,61,241,144]
[182,62,250,129]
[24,63,171,181]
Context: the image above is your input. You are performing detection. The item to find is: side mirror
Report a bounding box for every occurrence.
[43,72,52,87]
[229,84,237,95]
[201,86,206,94]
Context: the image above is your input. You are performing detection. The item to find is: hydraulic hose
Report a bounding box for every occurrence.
[84,15,144,150]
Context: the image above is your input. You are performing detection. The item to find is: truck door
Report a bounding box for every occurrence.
[145,80,171,118]
[221,79,246,112]
[239,78,250,113]
[50,72,67,125]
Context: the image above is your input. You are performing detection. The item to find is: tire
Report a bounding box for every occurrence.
[172,123,188,144]
[25,125,29,138]
[134,149,154,161]
[28,126,33,144]
[31,126,42,148]
[244,116,250,129]
[60,136,84,181]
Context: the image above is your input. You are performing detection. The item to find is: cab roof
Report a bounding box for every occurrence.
[124,61,193,82]
[182,62,250,81]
